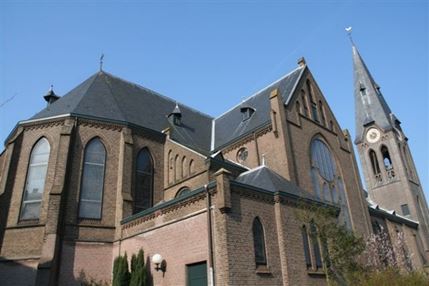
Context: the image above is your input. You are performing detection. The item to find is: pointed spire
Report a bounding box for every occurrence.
[43,85,60,106]
[352,42,394,143]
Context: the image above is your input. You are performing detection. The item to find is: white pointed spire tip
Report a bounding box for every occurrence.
[345,26,352,34]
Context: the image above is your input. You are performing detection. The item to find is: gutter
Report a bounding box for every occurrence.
[205,184,215,286]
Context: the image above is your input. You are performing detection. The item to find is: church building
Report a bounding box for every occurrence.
[0,43,427,286]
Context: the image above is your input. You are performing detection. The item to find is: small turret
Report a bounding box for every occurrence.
[43,85,60,106]
[168,103,182,125]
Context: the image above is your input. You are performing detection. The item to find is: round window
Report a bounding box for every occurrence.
[236,147,248,163]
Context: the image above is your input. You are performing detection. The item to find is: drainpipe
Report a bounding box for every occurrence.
[205,184,215,286]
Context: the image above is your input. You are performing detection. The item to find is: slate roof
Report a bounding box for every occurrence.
[30,71,213,153]
[234,165,318,201]
[353,45,394,143]
[213,66,305,150]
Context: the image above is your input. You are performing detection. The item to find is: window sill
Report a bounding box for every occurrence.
[307,269,326,277]
[255,265,271,275]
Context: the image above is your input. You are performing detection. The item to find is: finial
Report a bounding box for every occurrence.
[99,53,104,71]
[49,84,54,92]
[345,26,354,45]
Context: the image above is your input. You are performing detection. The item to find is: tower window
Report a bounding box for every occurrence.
[381,145,394,171]
[401,204,410,216]
[369,149,381,175]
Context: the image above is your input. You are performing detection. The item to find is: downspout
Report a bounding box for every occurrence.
[205,184,215,286]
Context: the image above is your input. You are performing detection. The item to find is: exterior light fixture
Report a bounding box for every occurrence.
[152,254,166,272]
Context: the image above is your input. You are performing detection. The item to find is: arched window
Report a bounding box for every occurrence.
[168,150,173,184]
[301,225,312,268]
[181,156,187,178]
[79,138,106,219]
[310,138,351,228]
[318,100,326,126]
[301,90,309,117]
[329,120,334,132]
[310,223,323,269]
[20,138,50,220]
[175,186,191,198]
[189,159,195,175]
[369,149,381,175]
[381,145,393,170]
[174,154,180,181]
[296,101,301,115]
[252,217,267,266]
[134,148,153,214]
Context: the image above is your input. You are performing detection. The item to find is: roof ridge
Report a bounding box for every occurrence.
[215,66,304,120]
[65,72,100,114]
[102,73,129,123]
[101,70,214,119]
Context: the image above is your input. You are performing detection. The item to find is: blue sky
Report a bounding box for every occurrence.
[0,0,427,199]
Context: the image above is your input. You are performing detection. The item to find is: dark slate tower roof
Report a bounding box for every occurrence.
[353,45,394,143]
[214,66,305,150]
[31,71,213,153]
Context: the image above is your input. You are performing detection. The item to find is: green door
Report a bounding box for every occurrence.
[187,262,207,286]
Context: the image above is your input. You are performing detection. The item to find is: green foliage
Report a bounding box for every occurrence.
[295,202,429,285]
[350,268,429,286]
[295,201,365,283]
[112,249,146,286]
[112,252,131,286]
[130,249,146,286]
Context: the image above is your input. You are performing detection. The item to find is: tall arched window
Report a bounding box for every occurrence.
[134,148,153,214]
[369,149,381,175]
[181,156,187,178]
[301,90,309,117]
[20,138,50,220]
[252,217,267,266]
[310,138,351,227]
[310,223,323,269]
[174,154,180,181]
[318,100,326,126]
[189,159,195,175]
[168,150,173,184]
[296,101,301,115]
[301,225,312,268]
[79,138,106,219]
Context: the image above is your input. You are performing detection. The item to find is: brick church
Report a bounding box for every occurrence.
[0,43,428,286]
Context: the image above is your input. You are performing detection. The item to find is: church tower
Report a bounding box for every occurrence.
[352,43,429,257]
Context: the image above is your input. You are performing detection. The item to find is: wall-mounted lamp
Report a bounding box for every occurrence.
[152,254,167,273]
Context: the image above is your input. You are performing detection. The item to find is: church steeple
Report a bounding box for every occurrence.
[352,42,429,258]
[353,44,394,143]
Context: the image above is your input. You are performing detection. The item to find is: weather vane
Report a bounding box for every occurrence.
[345,26,354,45]
[99,53,104,71]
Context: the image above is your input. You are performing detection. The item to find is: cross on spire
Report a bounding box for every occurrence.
[99,53,104,71]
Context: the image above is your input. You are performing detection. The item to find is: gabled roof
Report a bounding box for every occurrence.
[234,165,318,201]
[352,45,394,143]
[30,71,213,153]
[213,66,305,150]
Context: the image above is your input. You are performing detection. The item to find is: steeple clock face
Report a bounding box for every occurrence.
[366,128,381,143]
